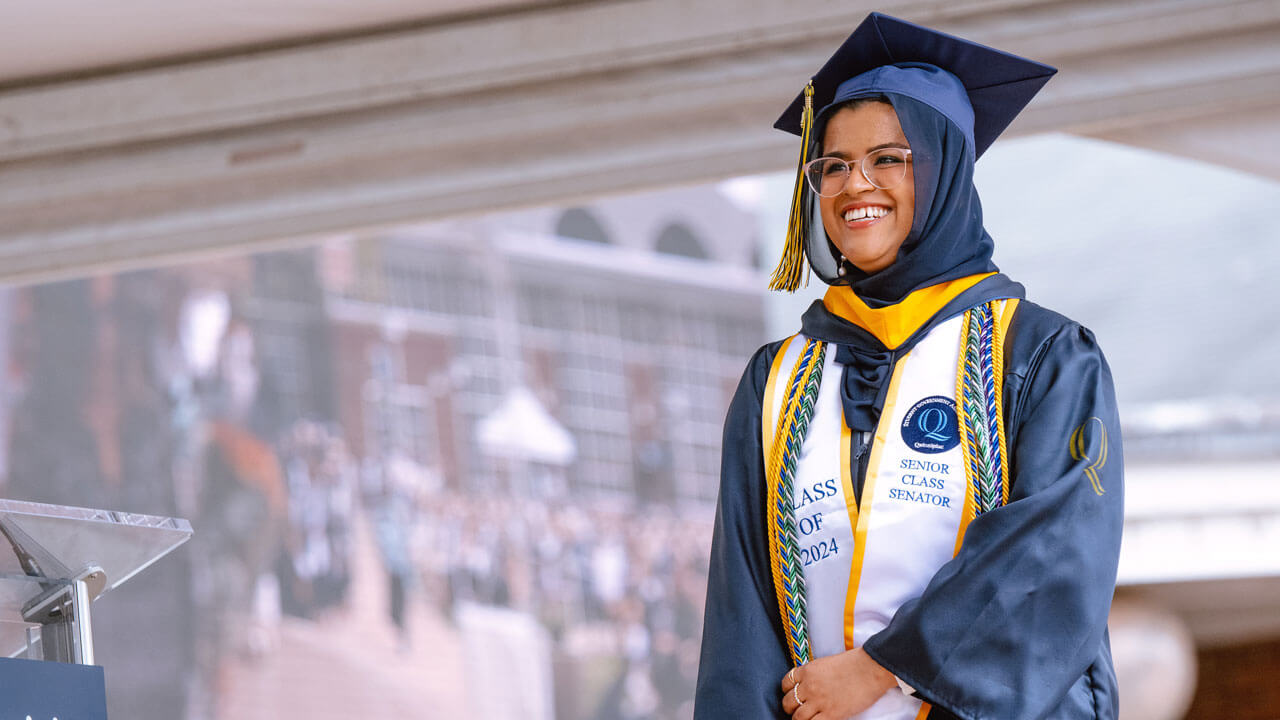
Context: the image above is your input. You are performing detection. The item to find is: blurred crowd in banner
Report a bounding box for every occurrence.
[0,214,752,720]
[417,494,709,718]
[0,269,307,719]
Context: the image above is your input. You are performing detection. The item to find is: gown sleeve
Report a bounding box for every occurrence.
[693,343,792,719]
[861,321,1125,720]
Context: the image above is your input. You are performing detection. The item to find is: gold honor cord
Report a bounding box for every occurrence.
[991,300,1015,506]
[769,81,815,293]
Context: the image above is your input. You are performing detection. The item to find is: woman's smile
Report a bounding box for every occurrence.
[839,203,893,227]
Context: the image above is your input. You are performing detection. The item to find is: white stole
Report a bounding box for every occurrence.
[765,315,969,720]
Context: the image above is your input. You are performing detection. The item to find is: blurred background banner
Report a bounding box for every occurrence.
[0,2,1277,719]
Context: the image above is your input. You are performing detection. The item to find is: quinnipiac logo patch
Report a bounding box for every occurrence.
[901,395,960,454]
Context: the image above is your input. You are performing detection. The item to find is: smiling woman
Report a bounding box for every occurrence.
[811,101,915,275]
[695,12,1125,720]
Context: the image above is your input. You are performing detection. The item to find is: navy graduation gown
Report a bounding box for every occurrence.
[694,290,1123,720]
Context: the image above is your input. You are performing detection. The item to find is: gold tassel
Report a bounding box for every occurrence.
[769,81,815,293]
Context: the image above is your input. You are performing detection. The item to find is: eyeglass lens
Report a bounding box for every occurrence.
[805,149,909,196]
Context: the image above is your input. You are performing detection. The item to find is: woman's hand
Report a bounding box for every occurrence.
[780,647,898,719]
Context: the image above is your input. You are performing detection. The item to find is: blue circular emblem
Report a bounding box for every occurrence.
[900,395,960,454]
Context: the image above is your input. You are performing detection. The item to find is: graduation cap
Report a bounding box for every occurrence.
[768,12,1057,292]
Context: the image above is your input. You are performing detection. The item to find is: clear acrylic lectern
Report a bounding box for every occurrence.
[0,499,192,665]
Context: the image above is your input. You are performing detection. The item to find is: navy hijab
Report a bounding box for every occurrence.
[803,63,998,308]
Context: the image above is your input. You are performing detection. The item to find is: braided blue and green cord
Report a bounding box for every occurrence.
[959,302,1005,516]
[768,338,825,665]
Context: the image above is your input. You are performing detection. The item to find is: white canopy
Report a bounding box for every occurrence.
[477,386,576,466]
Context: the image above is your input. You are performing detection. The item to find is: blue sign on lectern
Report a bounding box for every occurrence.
[0,656,107,720]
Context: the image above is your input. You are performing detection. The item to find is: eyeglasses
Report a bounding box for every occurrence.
[803,148,913,196]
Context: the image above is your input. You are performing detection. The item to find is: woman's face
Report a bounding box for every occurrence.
[817,102,915,275]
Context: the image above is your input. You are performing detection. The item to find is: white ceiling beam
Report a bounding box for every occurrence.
[1092,102,1280,183]
[5,0,1270,161]
[0,0,1036,162]
[0,0,1276,283]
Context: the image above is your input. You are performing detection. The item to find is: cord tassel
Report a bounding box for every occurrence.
[769,81,815,293]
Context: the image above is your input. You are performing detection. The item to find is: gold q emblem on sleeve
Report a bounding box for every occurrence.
[1069,417,1108,496]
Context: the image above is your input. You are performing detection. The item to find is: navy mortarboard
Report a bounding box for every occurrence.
[769,12,1057,292]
